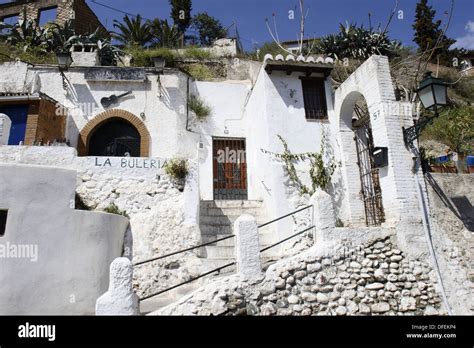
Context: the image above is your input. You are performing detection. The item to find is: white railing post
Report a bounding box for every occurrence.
[310,189,336,243]
[234,214,262,281]
[96,257,139,315]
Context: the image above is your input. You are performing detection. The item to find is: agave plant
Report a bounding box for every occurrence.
[316,22,395,60]
[112,15,153,47]
[7,9,48,52]
[96,39,125,66]
[148,19,181,49]
[45,20,78,53]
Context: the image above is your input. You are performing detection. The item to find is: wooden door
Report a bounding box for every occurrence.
[213,138,247,200]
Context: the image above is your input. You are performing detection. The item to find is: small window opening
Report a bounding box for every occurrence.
[0,210,7,237]
[39,6,57,27]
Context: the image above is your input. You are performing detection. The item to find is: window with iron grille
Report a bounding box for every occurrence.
[301,78,328,120]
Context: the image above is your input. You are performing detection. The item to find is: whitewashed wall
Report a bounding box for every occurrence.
[12,65,197,158]
[0,163,129,314]
[191,80,251,200]
[0,146,203,299]
[244,67,337,240]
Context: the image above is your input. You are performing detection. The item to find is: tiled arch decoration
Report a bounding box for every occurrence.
[78,109,150,157]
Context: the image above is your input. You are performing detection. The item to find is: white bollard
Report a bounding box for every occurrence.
[96,257,139,315]
[234,214,262,282]
[310,189,336,243]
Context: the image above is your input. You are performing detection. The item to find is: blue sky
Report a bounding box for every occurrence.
[85,0,474,51]
[2,0,473,50]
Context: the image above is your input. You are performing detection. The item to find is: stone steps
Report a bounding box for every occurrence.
[200,200,264,209]
[200,214,268,225]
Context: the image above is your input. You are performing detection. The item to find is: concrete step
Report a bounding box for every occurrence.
[199,214,268,225]
[201,232,276,246]
[201,207,264,217]
[200,200,264,209]
[140,282,202,315]
[199,258,237,273]
[201,245,234,258]
[200,225,233,235]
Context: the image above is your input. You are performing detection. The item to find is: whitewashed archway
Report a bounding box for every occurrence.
[334,55,421,226]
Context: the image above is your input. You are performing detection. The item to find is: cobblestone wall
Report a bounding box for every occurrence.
[156,236,444,316]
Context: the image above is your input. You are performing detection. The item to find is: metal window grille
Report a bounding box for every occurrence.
[301,78,328,120]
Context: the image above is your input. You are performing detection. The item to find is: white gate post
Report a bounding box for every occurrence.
[96,257,139,315]
[310,189,336,243]
[234,214,262,281]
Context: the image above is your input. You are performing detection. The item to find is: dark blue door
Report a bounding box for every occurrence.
[0,105,29,145]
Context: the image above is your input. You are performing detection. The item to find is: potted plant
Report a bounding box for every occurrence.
[164,157,188,191]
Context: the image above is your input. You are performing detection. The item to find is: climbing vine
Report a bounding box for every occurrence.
[261,133,337,195]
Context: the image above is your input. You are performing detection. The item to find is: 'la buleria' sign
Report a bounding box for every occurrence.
[91,157,167,170]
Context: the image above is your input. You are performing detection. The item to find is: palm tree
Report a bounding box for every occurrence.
[112,15,152,47]
[148,19,181,48]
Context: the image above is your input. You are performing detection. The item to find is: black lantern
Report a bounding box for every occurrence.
[152,56,166,69]
[403,71,448,150]
[56,52,73,71]
[416,71,447,110]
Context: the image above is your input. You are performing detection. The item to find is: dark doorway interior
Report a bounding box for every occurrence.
[88,118,141,157]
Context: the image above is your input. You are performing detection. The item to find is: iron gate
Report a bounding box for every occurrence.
[213,138,247,200]
[88,119,141,157]
[353,105,385,226]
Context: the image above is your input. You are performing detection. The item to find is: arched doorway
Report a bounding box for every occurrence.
[338,91,385,226]
[78,109,150,157]
[88,118,140,157]
[352,99,385,226]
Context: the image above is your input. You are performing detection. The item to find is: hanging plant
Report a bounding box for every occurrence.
[261,133,337,195]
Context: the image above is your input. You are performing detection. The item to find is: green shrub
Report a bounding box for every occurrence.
[188,94,211,119]
[124,46,176,67]
[183,63,215,80]
[179,46,212,60]
[103,203,129,218]
[0,42,56,64]
[422,105,474,155]
[164,158,189,180]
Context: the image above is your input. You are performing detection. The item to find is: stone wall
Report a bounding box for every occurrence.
[155,234,445,315]
[75,160,204,298]
[24,98,66,145]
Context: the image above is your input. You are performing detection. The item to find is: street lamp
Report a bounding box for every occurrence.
[403,72,448,150]
[152,56,166,69]
[153,56,166,97]
[56,52,73,91]
[416,71,448,110]
[56,52,73,71]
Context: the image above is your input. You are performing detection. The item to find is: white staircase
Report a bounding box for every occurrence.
[198,200,277,272]
[141,200,277,315]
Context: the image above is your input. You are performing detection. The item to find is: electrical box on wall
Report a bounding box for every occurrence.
[373,147,388,168]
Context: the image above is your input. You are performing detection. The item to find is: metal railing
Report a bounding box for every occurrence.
[135,204,314,301]
[257,205,313,228]
[133,234,235,267]
[139,261,236,301]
